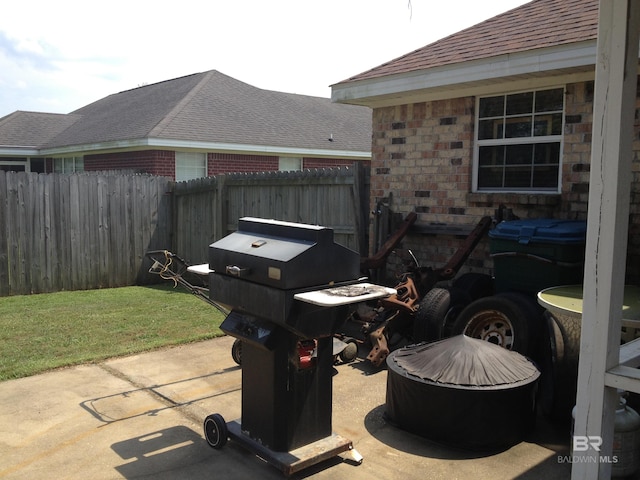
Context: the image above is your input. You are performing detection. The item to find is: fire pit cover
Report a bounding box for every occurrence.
[391,335,539,387]
[385,335,540,451]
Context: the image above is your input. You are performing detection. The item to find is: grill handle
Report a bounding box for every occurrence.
[226,265,251,277]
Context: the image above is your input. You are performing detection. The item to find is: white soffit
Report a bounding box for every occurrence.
[39,138,371,159]
[0,146,40,156]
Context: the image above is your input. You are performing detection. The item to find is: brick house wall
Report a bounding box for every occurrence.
[370,79,640,283]
[208,153,278,174]
[303,158,356,169]
[84,150,175,177]
[76,150,359,178]
[208,153,356,174]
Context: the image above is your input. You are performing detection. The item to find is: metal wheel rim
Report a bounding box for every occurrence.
[204,417,222,447]
[463,309,515,350]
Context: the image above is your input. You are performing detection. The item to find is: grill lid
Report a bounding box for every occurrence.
[209,217,360,289]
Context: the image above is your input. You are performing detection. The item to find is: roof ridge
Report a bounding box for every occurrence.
[148,71,213,137]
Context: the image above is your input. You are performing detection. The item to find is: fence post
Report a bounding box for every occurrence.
[0,171,7,296]
[215,174,227,241]
[352,162,369,255]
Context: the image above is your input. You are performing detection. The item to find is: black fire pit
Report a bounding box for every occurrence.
[203,217,394,475]
[385,335,540,451]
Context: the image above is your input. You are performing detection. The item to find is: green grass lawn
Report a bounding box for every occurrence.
[0,284,226,381]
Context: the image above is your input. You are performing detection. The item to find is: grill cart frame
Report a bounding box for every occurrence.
[203,218,393,475]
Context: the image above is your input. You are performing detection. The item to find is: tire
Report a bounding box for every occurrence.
[453,272,494,300]
[452,295,531,355]
[231,339,242,366]
[538,311,574,423]
[414,287,471,342]
[339,339,358,363]
[204,413,228,449]
[496,291,544,356]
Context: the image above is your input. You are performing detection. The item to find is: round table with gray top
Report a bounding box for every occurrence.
[536,285,640,421]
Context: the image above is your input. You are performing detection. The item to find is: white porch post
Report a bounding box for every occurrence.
[571,1,640,479]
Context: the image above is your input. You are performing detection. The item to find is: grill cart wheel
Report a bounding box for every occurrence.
[204,413,228,449]
[231,339,242,366]
[339,339,358,363]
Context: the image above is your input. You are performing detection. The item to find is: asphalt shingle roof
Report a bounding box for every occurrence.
[40,70,371,153]
[335,0,599,85]
[145,70,371,152]
[56,72,207,147]
[0,70,371,154]
[0,111,80,148]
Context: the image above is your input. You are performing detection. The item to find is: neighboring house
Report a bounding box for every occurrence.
[0,70,372,180]
[331,0,640,283]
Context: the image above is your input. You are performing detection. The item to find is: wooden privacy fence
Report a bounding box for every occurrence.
[0,171,173,296]
[0,166,369,296]
[172,165,370,265]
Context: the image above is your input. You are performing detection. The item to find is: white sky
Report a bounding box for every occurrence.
[0,0,530,118]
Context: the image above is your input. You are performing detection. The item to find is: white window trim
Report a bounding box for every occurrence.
[278,156,302,171]
[0,157,27,172]
[53,156,84,173]
[472,87,565,194]
[175,152,207,181]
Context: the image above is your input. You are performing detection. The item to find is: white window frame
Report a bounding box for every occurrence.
[175,152,207,181]
[278,156,302,171]
[472,87,565,194]
[53,156,84,173]
[0,157,27,172]
[0,157,46,173]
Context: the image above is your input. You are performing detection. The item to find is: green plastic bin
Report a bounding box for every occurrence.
[489,219,587,295]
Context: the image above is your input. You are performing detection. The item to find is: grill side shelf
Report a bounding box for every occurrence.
[294,283,396,307]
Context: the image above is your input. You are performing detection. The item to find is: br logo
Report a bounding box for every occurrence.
[573,435,603,452]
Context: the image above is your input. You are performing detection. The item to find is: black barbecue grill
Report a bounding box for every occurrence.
[203,217,394,475]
